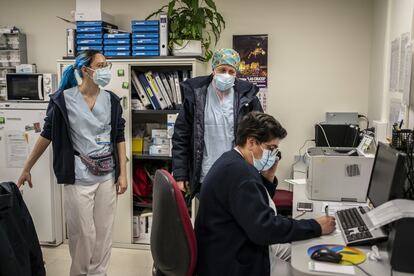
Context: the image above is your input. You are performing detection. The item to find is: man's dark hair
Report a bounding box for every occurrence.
[235,112,287,146]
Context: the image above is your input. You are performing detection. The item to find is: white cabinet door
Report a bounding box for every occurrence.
[0,107,62,244]
[106,62,133,244]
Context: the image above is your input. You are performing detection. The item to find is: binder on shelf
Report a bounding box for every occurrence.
[76,39,103,45]
[132,45,159,51]
[159,14,168,56]
[166,73,177,105]
[104,33,130,39]
[167,113,179,139]
[153,72,173,108]
[132,33,159,39]
[66,29,76,57]
[131,70,151,107]
[103,51,130,56]
[173,71,183,106]
[159,73,175,106]
[145,72,167,110]
[77,45,103,51]
[104,45,130,51]
[132,51,160,56]
[137,73,161,110]
[132,38,159,45]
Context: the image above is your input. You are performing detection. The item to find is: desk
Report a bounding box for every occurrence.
[290,184,413,276]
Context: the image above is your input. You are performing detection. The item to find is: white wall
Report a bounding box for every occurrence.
[0,0,374,185]
[368,0,389,124]
[368,0,414,132]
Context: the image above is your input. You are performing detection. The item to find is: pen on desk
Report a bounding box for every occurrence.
[325,205,329,216]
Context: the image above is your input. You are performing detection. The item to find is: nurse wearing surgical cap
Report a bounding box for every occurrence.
[171,48,264,197]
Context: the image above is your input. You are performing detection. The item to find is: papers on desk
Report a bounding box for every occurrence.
[309,261,355,275]
[284,178,306,185]
[366,199,414,230]
[321,202,368,216]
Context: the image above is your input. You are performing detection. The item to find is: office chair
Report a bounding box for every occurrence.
[273,189,293,216]
[151,170,197,276]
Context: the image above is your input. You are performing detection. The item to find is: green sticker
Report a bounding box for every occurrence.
[117,69,125,77]
[0,117,5,124]
[122,82,129,89]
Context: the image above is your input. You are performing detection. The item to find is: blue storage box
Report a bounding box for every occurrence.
[104,39,131,45]
[104,45,131,51]
[104,51,131,56]
[76,39,103,45]
[131,26,159,32]
[77,33,103,39]
[132,45,159,51]
[132,38,159,45]
[76,27,104,33]
[132,33,159,39]
[104,33,130,39]
[132,51,160,56]
[131,20,159,26]
[77,45,103,51]
[76,21,118,29]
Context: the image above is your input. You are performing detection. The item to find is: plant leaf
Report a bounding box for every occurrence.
[216,12,225,29]
[167,1,175,17]
[204,0,217,11]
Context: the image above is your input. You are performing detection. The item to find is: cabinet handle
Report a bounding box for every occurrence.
[122,97,128,110]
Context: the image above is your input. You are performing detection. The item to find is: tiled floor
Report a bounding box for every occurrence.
[42,244,153,276]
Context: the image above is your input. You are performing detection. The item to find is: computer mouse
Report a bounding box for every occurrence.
[311,248,343,263]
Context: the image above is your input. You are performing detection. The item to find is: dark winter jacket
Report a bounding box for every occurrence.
[0,182,46,276]
[40,89,125,184]
[171,75,263,196]
[195,150,322,276]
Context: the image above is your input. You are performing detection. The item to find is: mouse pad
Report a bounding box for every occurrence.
[307,244,366,265]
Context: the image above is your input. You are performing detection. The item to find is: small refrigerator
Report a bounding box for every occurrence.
[0,101,63,245]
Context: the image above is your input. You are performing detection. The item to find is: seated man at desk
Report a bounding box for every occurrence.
[195,112,336,276]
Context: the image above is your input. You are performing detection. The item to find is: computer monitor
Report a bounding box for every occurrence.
[367,142,407,207]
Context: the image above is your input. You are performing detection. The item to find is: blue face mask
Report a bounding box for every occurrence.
[214,73,235,91]
[89,66,112,87]
[253,146,279,171]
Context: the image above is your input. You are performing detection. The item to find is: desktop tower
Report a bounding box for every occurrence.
[387,218,414,273]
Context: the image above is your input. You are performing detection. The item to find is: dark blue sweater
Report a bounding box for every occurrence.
[40,89,125,184]
[195,149,321,276]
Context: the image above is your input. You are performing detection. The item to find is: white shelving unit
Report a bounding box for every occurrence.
[57,57,207,249]
[0,32,27,100]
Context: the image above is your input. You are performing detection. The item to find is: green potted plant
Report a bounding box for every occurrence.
[146,0,225,60]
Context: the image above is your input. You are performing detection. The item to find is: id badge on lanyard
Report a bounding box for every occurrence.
[95,134,111,145]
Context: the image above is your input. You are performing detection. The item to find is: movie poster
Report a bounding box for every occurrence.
[233,34,268,111]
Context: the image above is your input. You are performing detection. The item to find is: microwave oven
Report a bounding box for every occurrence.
[6,73,57,101]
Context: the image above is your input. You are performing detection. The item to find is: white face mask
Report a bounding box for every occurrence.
[252,146,279,171]
[87,66,112,87]
[214,73,235,91]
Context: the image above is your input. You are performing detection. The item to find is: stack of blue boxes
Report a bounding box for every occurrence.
[76,21,118,53]
[103,33,131,57]
[131,20,160,57]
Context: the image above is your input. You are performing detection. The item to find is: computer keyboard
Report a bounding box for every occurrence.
[336,207,387,246]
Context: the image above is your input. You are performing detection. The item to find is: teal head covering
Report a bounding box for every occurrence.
[211,48,241,70]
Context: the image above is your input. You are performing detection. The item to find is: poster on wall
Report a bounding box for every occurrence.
[233,34,268,111]
[390,38,400,92]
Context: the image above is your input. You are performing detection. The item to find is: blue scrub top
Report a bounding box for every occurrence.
[64,86,114,185]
